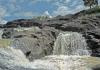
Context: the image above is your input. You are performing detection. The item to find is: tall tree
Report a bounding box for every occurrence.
[83,0,98,9]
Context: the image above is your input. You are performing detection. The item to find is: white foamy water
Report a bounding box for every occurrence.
[28,55,92,70]
[0,47,90,70]
[28,32,92,70]
[53,32,91,55]
[0,47,99,70]
[0,32,99,70]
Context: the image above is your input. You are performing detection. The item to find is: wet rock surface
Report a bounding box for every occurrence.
[45,15,100,57]
[0,47,49,70]
[10,27,59,61]
[1,13,100,59]
[4,19,42,28]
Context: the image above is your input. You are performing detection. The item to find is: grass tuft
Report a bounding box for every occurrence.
[0,39,11,48]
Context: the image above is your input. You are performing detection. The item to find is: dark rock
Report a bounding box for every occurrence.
[0,24,4,28]
[2,28,14,39]
[5,19,42,28]
[92,65,100,70]
[14,35,26,38]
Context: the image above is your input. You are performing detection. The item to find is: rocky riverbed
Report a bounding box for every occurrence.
[0,11,100,70]
[1,13,100,58]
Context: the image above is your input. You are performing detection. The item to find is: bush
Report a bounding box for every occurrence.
[33,16,49,20]
[85,6,100,14]
[0,39,11,47]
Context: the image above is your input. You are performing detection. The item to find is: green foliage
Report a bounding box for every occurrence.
[33,16,49,20]
[85,6,100,14]
[0,39,11,47]
[83,0,98,8]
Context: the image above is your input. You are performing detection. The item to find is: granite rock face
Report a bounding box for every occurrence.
[10,27,59,61]
[45,15,100,57]
[0,14,100,70]
[4,19,42,28]
[2,14,100,59]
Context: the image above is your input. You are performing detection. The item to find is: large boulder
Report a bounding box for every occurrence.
[0,47,32,70]
[2,28,14,39]
[11,27,59,61]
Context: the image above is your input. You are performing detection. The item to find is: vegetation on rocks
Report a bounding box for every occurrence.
[34,16,50,20]
[0,39,11,48]
[83,0,98,9]
[85,6,100,14]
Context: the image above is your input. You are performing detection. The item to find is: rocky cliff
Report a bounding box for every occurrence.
[2,12,100,61]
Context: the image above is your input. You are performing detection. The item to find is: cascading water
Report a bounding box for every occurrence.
[53,32,91,55]
[0,32,100,70]
[30,32,92,70]
[28,32,92,70]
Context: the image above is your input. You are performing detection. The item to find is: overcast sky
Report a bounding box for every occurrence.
[0,0,100,22]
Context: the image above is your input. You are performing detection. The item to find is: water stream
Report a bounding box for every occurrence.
[53,32,91,55]
[0,32,100,70]
[29,32,92,70]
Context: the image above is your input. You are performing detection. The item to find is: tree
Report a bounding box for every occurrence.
[94,0,98,6]
[83,0,98,9]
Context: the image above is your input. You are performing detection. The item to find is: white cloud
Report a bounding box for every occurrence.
[70,0,80,7]
[65,0,70,3]
[52,6,70,16]
[52,5,85,16]
[52,0,85,16]
[0,19,7,24]
[44,11,50,15]
[71,5,85,14]
[31,0,53,3]
[99,0,100,4]
[0,6,8,24]
[43,11,52,18]
[16,0,84,16]
[8,0,21,12]
[0,6,6,18]
[0,0,96,19]
[14,11,41,17]
[8,0,86,16]
[23,12,35,17]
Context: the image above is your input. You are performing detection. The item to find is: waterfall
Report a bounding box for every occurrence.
[53,32,91,56]
[0,32,98,70]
